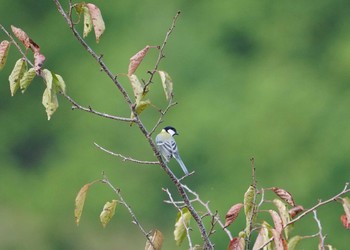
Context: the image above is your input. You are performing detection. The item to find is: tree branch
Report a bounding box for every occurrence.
[94,142,159,165]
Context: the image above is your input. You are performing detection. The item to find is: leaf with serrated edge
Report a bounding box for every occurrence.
[42,87,59,120]
[341,197,350,223]
[174,207,191,246]
[158,71,173,101]
[86,3,105,43]
[287,235,302,250]
[0,40,11,70]
[224,203,243,228]
[100,200,117,228]
[128,45,150,76]
[145,229,163,250]
[20,67,36,93]
[9,58,26,96]
[271,187,295,207]
[74,183,91,226]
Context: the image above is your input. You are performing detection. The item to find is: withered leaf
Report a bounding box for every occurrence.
[224,203,243,228]
[271,187,296,207]
[128,45,150,76]
[145,229,163,250]
[0,40,11,70]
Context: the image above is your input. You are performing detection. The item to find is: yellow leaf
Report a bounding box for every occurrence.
[86,3,105,43]
[158,71,173,101]
[0,40,11,70]
[20,67,36,93]
[74,183,91,226]
[145,229,163,250]
[100,200,118,228]
[174,207,191,246]
[82,6,93,38]
[128,74,144,103]
[42,87,58,120]
[9,58,26,96]
[53,73,66,94]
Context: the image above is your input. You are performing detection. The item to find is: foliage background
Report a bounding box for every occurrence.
[1,0,350,249]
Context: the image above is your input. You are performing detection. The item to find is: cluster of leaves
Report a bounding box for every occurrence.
[0,25,65,120]
[224,185,350,250]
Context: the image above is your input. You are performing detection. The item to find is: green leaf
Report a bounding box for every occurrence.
[86,3,105,43]
[53,73,66,94]
[83,6,93,38]
[9,58,26,96]
[74,183,92,226]
[174,207,191,246]
[100,200,118,228]
[0,40,11,70]
[42,87,58,120]
[20,67,36,93]
[244,185,256,235]
[42,69,53,91]
[158,71,173,101]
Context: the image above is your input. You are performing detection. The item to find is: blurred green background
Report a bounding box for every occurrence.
[1,0,350,249]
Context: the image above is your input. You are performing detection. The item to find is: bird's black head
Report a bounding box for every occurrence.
[164,126,178,136]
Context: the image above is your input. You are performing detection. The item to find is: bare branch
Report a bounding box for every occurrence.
[143,11,181,92]
[313,210,326,250]
[59,91,135,122]
[94,143,159,165]
[148,101,178,137]
[102,175,156,250]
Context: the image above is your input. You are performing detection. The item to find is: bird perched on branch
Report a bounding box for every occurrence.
[156,126,189,175]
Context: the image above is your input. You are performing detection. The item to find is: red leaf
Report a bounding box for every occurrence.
[271,187,296,206]
[34,52,46,72]
[340,214,350,229]
[289,205,304,219]
[227,237,244,250]
[11,25,31,49]
[271,229,285,250]
[128,45,150,76]
[224,203,243,228]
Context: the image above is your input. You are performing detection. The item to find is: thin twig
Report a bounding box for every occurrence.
[148,101,178,137]
[313,210,326,250]
[162,188,193,249]
[94,143,159,165]
[60,91,135,122]
[246,157,258,249]
[102,175,156,250]
[143,11,181,92]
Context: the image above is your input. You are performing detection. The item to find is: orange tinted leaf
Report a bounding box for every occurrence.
[74,183,91,225]
[227,237,245,250]
[269,210,283,234]
[340,214,350,229]
[128,45,150,76]
[0,40,11,70]
[86,3,105,43]
[145,229,163,250]
[289,205,304,219]
[11,25,30,48]
[224,203,243,228]
[271,187,295,207]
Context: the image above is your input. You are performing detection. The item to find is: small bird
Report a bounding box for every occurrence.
[156,126,189,175]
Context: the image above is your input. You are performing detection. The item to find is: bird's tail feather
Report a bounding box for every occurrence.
[175,155,189,175]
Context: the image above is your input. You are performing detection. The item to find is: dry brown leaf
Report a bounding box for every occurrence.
[145,229,163,250]
[11,25,31,48]
[0,40,11,70]
[227,237,245,250]
[271,187,296,207]
[128,45,150,76]
[288,205,304,219]
[34,52,46,72]
[224,203,243,228]
[74,183,91,226]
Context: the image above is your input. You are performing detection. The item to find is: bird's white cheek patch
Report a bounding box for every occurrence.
[168,129,176,136]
